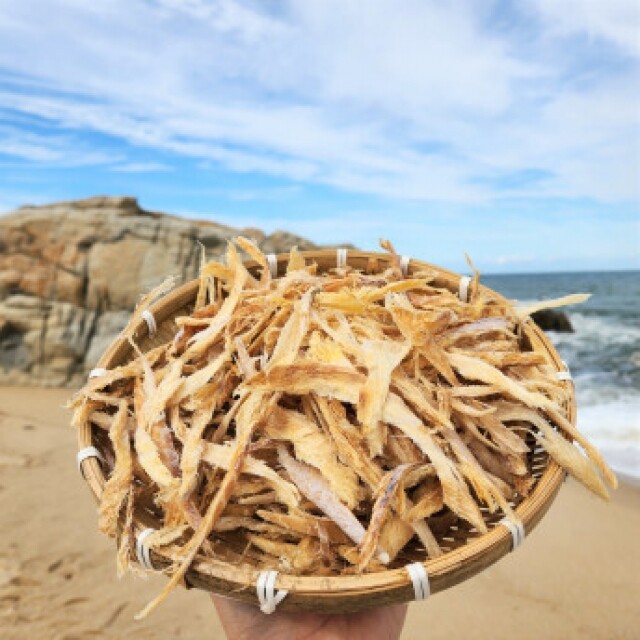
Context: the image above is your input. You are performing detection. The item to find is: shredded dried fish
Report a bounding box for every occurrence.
[69,236,615,618]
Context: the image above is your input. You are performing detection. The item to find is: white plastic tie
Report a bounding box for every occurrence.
[76,446,105,474]
[142,309,157,336]
[556,360,573,382]
[88,367,108,379]
[400,255,410,277]
[136,528,157,571]
[405,562,430,600]
[266,253,278,279]
[500,518,525,551]
[336,247,348,269]
[458,275,472,302]
[256,570,288,614]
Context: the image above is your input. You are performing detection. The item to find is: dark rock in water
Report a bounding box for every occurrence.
[531,309,574,333]
[0,196,349,386]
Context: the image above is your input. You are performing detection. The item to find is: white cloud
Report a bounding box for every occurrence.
[484,255,535,266]
[0,191,59,215]
[0,125,121,166]
[111,162,173,173]
[529,0,640,57]
[0,0,637,204]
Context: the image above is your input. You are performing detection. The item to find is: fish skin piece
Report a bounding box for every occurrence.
[277,445,367,547]
[265,406,362,509]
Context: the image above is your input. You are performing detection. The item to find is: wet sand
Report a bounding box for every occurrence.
[0,386,637,639]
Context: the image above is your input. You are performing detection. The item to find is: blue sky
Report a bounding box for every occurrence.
[0,0,638,273]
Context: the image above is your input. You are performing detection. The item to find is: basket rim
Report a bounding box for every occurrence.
[76,249,571,610]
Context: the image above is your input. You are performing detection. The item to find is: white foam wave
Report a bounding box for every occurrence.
[574,376,638,407]
[548,312,640,350]
[577,399,640,480]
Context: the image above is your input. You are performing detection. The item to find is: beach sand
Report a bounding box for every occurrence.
[0,386,637,640]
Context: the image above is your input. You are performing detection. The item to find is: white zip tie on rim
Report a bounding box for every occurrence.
[76,446,105,474]
[336,247,348,269]
[88,367,108,379]
[400,255,410,277]
[500,518,525,551]
[136,528,157,571]
[256,570,288,614]
[405,562,430,600]
[142,309,157,336]
[556,360,573,382]
[266,253,278,279]
[458,275,472,302]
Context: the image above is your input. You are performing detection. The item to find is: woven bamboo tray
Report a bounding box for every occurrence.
[76,250,570,613]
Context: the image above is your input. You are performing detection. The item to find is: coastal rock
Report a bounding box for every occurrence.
[531,309,574,333]
[0,196,330,386]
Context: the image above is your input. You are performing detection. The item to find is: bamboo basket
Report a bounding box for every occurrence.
[76,250,570,613]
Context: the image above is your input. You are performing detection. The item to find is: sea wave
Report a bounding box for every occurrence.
[577,399,640,480]
[547,313,640,479]
[550,312,640,350]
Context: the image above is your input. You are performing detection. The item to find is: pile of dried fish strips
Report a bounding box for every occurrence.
[70,238,617,617]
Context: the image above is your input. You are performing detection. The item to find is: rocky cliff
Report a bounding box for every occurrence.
[0,196,323,386]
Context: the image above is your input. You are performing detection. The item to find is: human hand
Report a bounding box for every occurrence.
[212,594,407,640]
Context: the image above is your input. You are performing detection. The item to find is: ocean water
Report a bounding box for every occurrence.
[482,271,640,481]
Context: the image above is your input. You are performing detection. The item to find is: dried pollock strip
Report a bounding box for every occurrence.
[98,401,132,537]
[515,293,591,319]
[358,464,413,571]
[202,442,300,509]
[383,393,487,532]
[185,244,249,359]
[257,510,350,544]
[495,403,609,498]
[136,391,274,619]
[358,339,411,456]
[267,288,314,368]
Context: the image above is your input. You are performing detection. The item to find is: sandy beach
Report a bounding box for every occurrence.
[0,386,637,640]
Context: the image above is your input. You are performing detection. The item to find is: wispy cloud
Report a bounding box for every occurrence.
[0,0,637,271]
[528,0,640,57]
[0,0,637,203]
[0,124,120,166]
[111,162,173,173]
